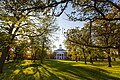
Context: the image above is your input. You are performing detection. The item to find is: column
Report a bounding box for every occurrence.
[62,54,64,59]
[56,53,57,59]
[57,54,59,59]
[62,54,63,59]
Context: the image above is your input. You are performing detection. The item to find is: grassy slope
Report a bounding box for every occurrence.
[0,60,120,80]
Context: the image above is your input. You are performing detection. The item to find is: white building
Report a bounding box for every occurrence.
[53,44,67,59]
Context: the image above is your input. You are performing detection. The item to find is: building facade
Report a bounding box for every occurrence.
[53,44,67,59]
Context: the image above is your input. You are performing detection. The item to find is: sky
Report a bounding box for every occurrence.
[53,4,85,50]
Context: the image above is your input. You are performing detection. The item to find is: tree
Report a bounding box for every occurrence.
[12,0,120,21]
[92,20,120,67]
[0,0,58,73]
[66,0,120,21]
[64,20,120,67]
[64,27,89,63]
[0,0,119,73]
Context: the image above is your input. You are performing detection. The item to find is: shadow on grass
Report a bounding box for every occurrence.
[0,60,120,80]
[112,60,120,66]
[91,59,120,67]
[0,60,61,80]
[43,60,120,80]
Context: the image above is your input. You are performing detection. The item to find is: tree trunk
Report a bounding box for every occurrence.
[82,48,87,64]
[13,53,18,61]
[78,57,80,61]
[40,52,43,64]
[84,54,87,64]
[90,57,93,64]
[39,53,43,64]
[33,55,36,63]
[0,46,10,73]
[84,56,87,64]
[107,49,112,67]
[7,53,10,61]
[113,58,116,61]
[89,51,93,64]
[40,59,43,64]
[108,54,112,67]
[118,47,120,59]
[33,49,36,63]
[75,56,77,62]
[40,41,45,64]
[95,56,97,61]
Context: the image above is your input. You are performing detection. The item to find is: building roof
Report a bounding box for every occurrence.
[54,48,66,52]
[54,44,67,52]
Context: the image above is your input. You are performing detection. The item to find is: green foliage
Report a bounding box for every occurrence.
[0,0,59,63]
[34,47,47,59]
[69,0,120,21]
[64,19,120,66]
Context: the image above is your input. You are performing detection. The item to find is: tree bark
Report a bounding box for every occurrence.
[84,54,87,64]
[75,55,77,62]
[113,58,116,61]
[40,41,45,64]
[0,46,10,73]
[82,48,87,64]
[95,56,97,61]
[108,54,112,67]
[33,54,36,63]
[107,49,112,67]
[33,49,36,63]
[90,57,93,64]
[89,51,93,64]
[118,47,120,59]
[78,56,80,61]
[7,53,10,61]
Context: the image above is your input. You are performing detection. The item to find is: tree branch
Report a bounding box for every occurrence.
[22,0,72,12]
[53,1,69,17]
[97,0,120,11]
[68,38,117,49]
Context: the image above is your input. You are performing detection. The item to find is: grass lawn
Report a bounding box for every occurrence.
[0,60,120,80]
